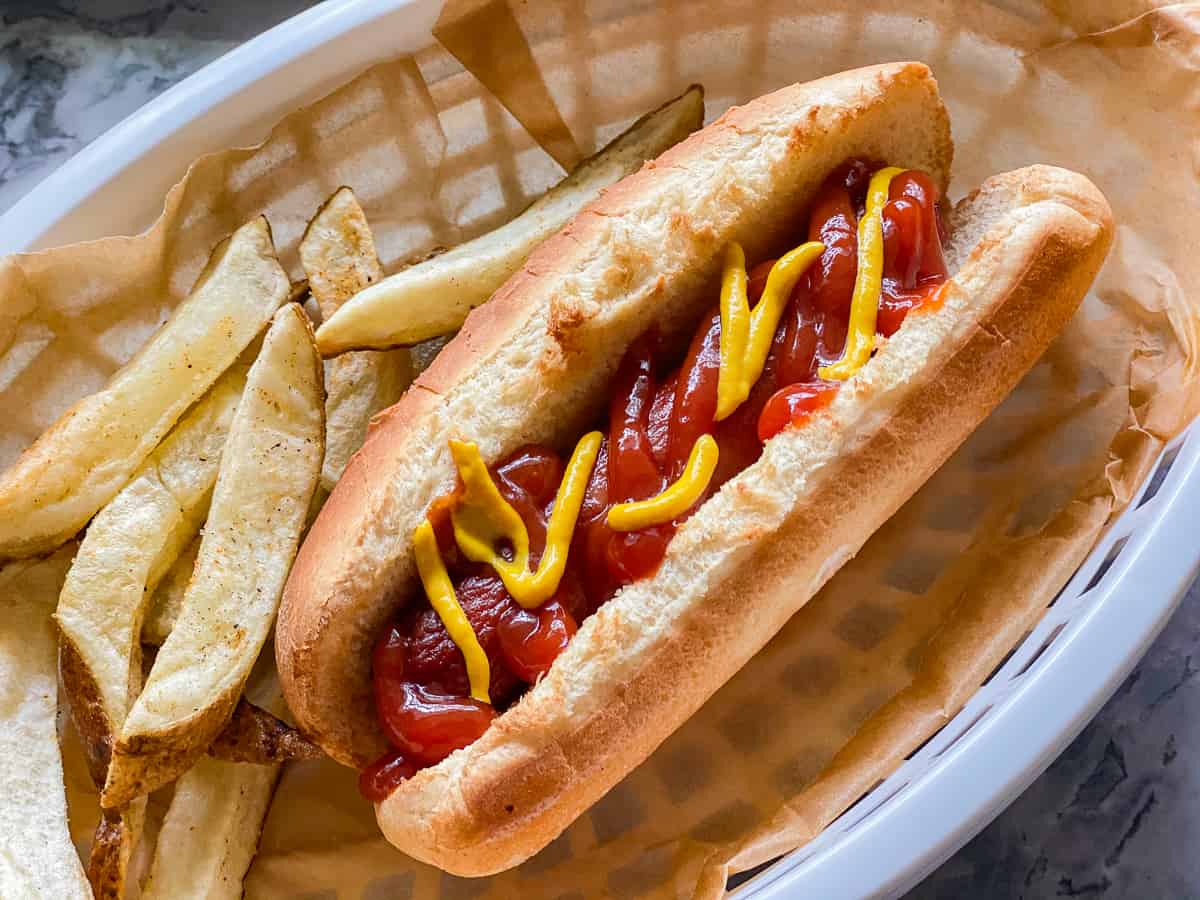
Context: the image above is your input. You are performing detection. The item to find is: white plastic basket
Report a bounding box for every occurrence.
[1,2,1195,897]
[731,430,1200,899]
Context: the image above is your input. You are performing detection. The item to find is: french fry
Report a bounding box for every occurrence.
[141,756,279,900]
[0,550,91,900]
[314,85,705,354]
[56,362,248,783]
[142,533,200,646]
[299,187,413,494]
[0,217,288,559]
[104,304,324,808]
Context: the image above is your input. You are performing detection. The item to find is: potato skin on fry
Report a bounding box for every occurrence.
[86,803,145,900]
[209,699,322,764]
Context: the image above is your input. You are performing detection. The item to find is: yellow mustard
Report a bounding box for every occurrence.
[818,166,905,382]
[416,167,906,693]
[715,240,825,421]
[413,519,492,703]
[450,432,603,609]
[607,434,719,532]
[715,244,751,421]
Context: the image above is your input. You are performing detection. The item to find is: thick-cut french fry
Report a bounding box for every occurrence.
[57,362,248,782]
[104,304,324,808]
[141,756,279,900]
[314,85,705,355]
[299,187,413,494]
[142,533,200,645]
[0,217,288,559]
[0,550,91,900]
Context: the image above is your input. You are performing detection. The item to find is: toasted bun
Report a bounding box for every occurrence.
[373,164,1112,875]
[277,62,1113,876]
[279,61,954,767]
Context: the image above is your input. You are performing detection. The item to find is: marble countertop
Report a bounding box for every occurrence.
[2,2,1197,897]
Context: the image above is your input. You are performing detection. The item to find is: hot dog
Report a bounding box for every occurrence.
[277,62,1113,875]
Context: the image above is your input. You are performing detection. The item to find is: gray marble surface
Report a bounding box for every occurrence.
[2,2,1197,897]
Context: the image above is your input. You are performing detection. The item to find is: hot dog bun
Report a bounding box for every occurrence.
[280,61,954,767]
[277,62,1113,875]
[373,164,1112,875]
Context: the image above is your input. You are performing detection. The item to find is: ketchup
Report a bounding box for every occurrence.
[878,170,948,337]
[361,160,948,797]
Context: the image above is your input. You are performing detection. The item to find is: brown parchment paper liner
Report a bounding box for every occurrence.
[1,1,1197,897]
